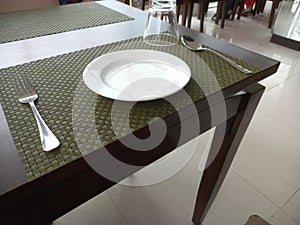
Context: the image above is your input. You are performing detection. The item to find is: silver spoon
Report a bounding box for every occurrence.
[181,35,252,74]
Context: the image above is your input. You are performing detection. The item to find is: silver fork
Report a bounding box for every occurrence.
[15,76,60,151]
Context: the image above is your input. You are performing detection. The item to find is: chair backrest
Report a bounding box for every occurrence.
[0,0,59,13]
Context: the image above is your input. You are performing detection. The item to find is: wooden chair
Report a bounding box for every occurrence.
[215,0,229,28]
[213,0,245,27]
[187,0,206,32]
[59,0,91,4]
[177,0,190,26]
[140,0,190,26]
[254,0,280,28]
[186,0,244,32]
[231,0,245,20]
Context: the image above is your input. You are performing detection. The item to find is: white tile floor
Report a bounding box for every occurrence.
[54,3,300,225]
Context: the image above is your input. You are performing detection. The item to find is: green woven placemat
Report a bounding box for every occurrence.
[0,37,260,180]
[0,2,133,44]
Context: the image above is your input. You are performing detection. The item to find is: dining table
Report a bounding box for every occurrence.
[0,1,280,225]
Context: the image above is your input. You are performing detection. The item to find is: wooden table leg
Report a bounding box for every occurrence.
[192,84,265,225]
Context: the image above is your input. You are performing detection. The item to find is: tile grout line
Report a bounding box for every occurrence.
[230,169,287,223]
[106,190,131,225]
[280,186,300,209]
[230,169,282,208]
[271,209,300,225]
[268,207,281,223]
[232,169,300,224]
[279,186,300,224]
[257,107,300,136]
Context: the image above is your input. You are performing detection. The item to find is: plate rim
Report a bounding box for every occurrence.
[83,49,191,101]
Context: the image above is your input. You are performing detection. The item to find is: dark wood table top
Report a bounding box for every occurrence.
[0,1,279,225]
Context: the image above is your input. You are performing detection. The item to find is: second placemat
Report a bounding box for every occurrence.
[0,2,133,44]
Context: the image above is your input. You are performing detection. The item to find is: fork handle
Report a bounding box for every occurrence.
[29,102,60,151]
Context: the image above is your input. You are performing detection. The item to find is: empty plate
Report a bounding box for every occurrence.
[83,49,191,101]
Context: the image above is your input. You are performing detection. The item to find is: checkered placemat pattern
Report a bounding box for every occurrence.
[0,2,133,44]
[0,37,260,180]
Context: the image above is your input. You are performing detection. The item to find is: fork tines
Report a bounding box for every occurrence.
[15,76,37,99]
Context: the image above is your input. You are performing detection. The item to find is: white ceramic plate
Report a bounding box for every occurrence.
[83,49,191,101]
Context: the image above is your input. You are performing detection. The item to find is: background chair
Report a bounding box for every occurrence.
[139,0,190,26]
[231,0,245,20]
[186,0,244,32]
[187,0,206,32]
[253,0,281,28]
[59,0,92,5]
[177,0,190,25]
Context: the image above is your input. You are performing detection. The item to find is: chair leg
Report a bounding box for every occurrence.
[204,0,209,12]
[215,1,222,24]
[253,0,260,15]
[268,0,279,28]
[232,0,244,20]
[182,2,189,26]
[231,0,239,20]
[221,0,227,28]
[199,0,205,32]
[177,0,189,26]
[186,0,205,32]
[141,0,146,10]
[187,1,194,28]
[254,0,265,15]
[198,1,202,19]
[260,0,267,13]
[177,4,181,22]
[237,0,244,19]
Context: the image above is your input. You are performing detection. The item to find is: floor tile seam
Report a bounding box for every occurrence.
[269,208,300,225]
[258,80,285,93]
[245,43,266,51]
[238,133,300,187]
[280,72,300,82]
[230,169,283,209]
[245,47,271,58]
[278,209,300,225]
[261,72,300,92]
[280,210,300,225]
[203,33,268,49]
[106,190,131,225]
[235,120,300,207]
[270,71,287,81]
[273,74,292,83]
[267,207,281,223]
[256,108,300,137]
[265,82,285,91]
[280,186,300,223]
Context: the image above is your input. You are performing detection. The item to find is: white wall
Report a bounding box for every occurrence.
[0,0,60,13]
